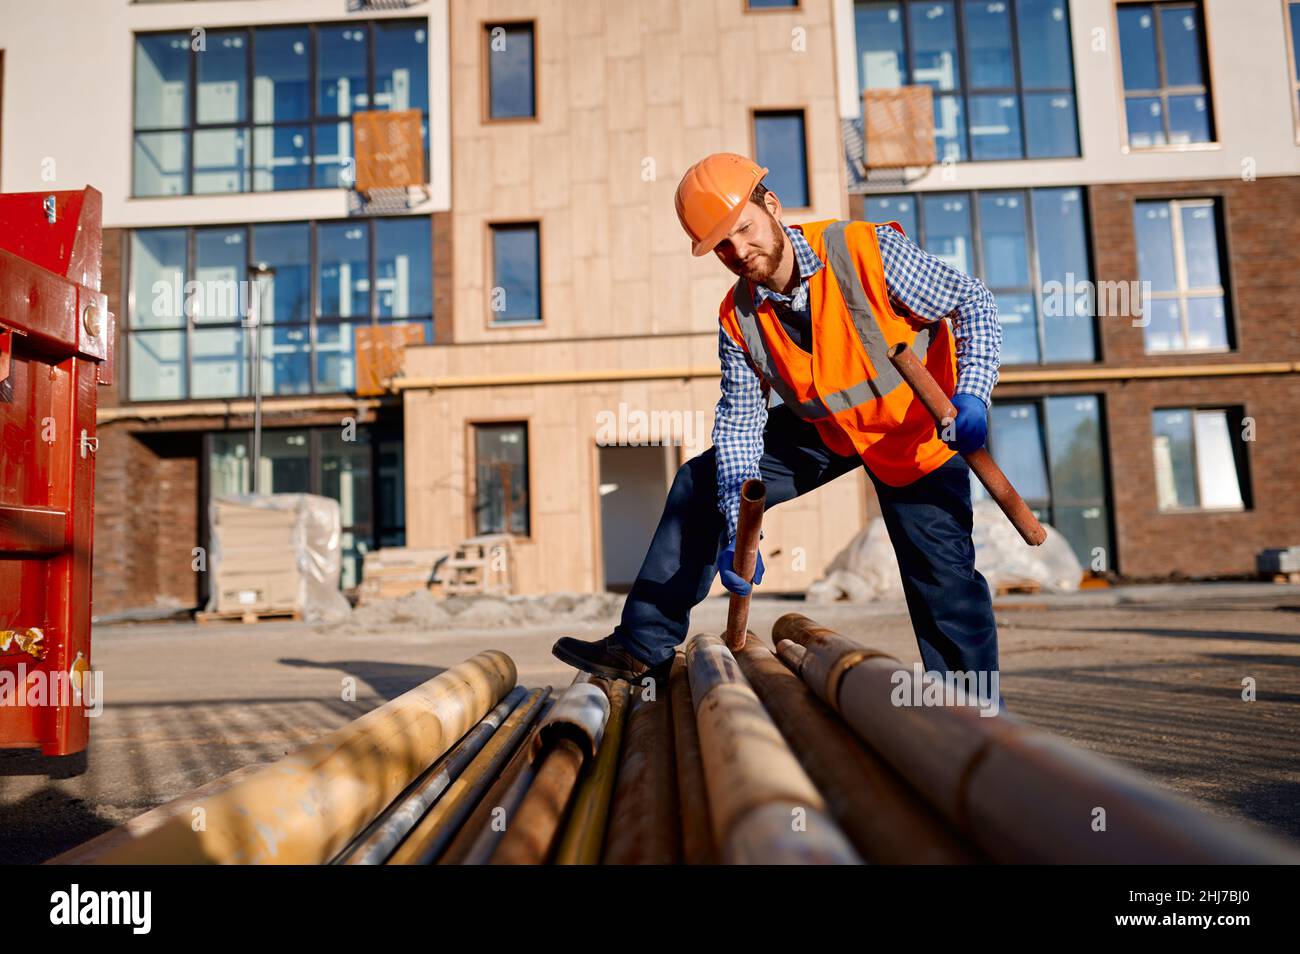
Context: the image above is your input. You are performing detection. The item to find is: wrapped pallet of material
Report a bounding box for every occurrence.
[206,494,351,623]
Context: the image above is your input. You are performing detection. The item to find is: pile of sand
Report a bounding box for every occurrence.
[322,589,624,632]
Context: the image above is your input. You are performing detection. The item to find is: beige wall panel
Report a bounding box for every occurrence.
[442,0,849,593]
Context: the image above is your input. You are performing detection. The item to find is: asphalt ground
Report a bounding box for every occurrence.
[2,582,1298,864]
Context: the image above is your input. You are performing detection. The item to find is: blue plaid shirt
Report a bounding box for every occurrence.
[714,222,1001,542]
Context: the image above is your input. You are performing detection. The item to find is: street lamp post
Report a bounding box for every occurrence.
[247,262,276,495]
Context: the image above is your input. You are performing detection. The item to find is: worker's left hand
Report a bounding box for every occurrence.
[945,393,988,454]
[717,544,765,597]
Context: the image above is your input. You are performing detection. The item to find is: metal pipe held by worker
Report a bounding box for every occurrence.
[773,612,1300,864]
[724,478,766,650]
[887,342,1046,546]
[386,686,550,865]
[736,641,975,864]
[686,633,861,864]
[338,685,528,865]
[90,651,517,865]
[554,679,630,865]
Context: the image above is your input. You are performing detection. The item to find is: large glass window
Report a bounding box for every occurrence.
[853,0,1079,161]
[132,20,429,195]
[205,425,405,588]
[754,110,810,208]
[1117,2,1214,147]
[489,223,542,324]
[485,22,536,120]
[126,217,433,401]
[864,186,1095,365]
[473,423,530,536]
[985,395,1111,567]
[1133,198,1230,353]
[1151,408,1248,511]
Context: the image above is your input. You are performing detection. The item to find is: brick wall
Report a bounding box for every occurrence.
[93,426,202,616]
[992,175,1300,578]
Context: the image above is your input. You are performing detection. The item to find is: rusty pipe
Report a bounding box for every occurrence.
[774,612,1300,864]
[438,699,554,866]
[669,651,717,864]
[385,686,550,865]
[736,641,975,864]
[724,478,766,650]
[887,343,1046,546]
[774,638,807,673]
[487,680,609,865]
[490,737,587,865]
[554,680,630,865]
[339,685,528,864]
[686,633,861,864]
[603,678,681,864]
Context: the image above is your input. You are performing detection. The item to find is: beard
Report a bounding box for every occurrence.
[729,218,786,283]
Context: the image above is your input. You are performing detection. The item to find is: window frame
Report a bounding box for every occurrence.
[130,19,431,197]
[481,20,539,124]
[986,392,1116,570]
[851,0,1082,163]
[1132,195,1235,356]
[1112,0,1219,153]
[863,185,1101,367]
[122,215,434,403]
[200,421,406,596]
[744,0,803,11]
[1150,405,1252,513]
[1284,0,1300,144]
[467,418,533,539]
[486,219,544,329]
[751,106,814,212]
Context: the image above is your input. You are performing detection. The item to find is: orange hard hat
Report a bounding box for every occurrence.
[674,153,769,256]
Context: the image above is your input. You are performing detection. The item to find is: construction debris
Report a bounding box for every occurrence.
[324,589,623,633]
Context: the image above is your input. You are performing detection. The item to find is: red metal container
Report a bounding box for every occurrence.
[0,187,112,756]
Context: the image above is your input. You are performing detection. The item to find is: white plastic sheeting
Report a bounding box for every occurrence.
[808,500,1084,604]
[206,493,352,623]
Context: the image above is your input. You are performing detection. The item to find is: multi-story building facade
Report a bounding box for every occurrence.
[0,0,1296,614]
[838,0,1300,578]
[2,1,454,612]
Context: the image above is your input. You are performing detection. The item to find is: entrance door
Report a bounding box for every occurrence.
[598,445,674,592]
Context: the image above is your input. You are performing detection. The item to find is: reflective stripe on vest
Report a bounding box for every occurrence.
[731,222,933,422]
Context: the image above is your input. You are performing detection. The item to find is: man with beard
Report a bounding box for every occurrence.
[553,153,1003,697]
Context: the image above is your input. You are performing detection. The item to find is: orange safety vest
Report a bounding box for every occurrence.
[718,219,958,487]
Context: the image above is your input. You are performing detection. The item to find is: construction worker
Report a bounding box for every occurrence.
[554,152,1002,694]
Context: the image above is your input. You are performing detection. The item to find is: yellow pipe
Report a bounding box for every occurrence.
[90,651,516,864]
[394,366,721,391]
[997,361,1299,383]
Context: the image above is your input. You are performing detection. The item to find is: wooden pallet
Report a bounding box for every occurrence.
[994,580,1042,596]
[196,608,303,625]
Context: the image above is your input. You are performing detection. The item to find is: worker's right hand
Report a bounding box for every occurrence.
[717,544,764,597]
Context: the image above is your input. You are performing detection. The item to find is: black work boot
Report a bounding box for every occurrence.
[551,635,668,684]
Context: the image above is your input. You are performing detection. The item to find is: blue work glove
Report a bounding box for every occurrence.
[945,393,989,454]
[717,543,765,597]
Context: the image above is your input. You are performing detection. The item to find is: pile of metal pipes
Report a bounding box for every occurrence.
[52,628,1300,865]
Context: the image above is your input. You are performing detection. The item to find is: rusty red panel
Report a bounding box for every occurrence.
[0,188,107,757]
